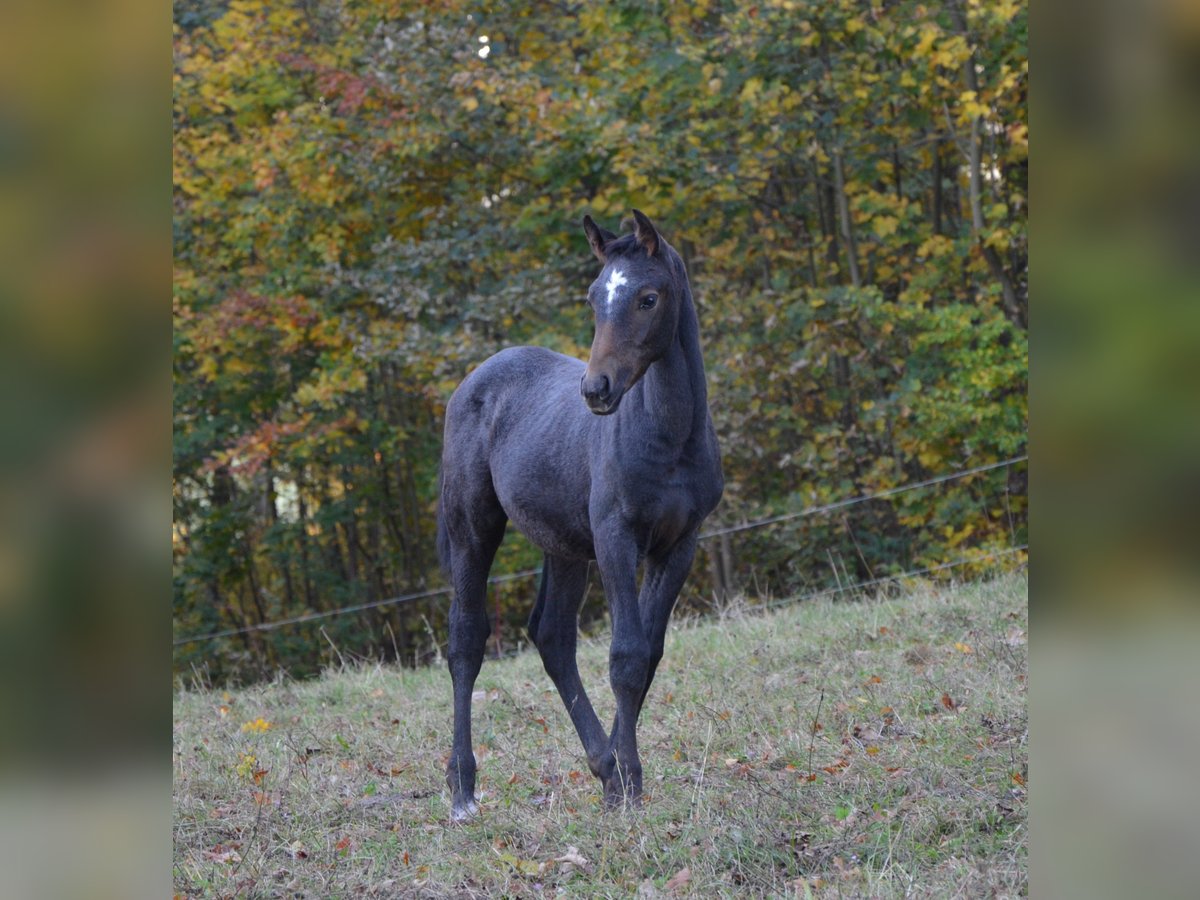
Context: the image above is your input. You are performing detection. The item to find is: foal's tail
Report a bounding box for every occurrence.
[435,469,452,576]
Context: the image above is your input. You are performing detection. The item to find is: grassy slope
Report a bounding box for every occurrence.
[173,573,1027,898]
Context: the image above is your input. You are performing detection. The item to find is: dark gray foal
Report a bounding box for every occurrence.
[437,210,723,821]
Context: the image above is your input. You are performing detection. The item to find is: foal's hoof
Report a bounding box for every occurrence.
[450,798,479,823]
[602,784,644,812]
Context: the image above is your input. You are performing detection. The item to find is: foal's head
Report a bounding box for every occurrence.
[579,210,684,415]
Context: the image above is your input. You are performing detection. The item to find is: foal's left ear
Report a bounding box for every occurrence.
[630,209,661,258]
[582,215,618,264]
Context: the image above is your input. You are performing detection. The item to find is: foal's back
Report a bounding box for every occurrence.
[441,346,597,561]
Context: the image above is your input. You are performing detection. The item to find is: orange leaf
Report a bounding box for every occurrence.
[665,866,691,893]
[941,692,957,710]
[865,675,883,684]
[1012,772,1026,786]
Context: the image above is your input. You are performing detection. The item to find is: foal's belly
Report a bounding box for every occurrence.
[503,499,595,561]
[489,427,597,561]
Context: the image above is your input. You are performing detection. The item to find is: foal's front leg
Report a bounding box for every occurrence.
[529,556,610,775]
[594,534,649,808]
[635,534,699,716]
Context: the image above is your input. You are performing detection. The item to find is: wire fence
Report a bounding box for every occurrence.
[173,454,1027,647]
[404,543,1028,667]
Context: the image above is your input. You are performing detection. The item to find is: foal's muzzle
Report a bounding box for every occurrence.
[581,372,620,415]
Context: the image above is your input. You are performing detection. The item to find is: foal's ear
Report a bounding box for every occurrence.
[630,209,661,258]
[582,215,617,264]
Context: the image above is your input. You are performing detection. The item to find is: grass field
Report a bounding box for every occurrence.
[173,573,1027,898]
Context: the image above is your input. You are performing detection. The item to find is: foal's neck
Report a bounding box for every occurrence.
[629,290,709,451]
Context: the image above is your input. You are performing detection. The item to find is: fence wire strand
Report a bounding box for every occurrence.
[174,455,1027,647]
[698,455,1027,540]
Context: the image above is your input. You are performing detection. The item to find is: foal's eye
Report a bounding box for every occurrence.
[639,293,659,310]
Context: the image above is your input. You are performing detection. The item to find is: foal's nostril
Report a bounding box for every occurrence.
[581,373,609,402]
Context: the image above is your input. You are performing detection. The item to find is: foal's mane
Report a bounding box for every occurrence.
[600,224,686,282]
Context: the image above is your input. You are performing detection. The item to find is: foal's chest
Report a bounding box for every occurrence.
[621,459,719,552]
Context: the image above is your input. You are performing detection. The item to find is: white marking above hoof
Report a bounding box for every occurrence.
[450,799,479,823]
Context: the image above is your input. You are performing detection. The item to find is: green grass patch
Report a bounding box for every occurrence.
[173,573,1027,897]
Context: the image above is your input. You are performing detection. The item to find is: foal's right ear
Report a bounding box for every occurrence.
[582,215,617,264]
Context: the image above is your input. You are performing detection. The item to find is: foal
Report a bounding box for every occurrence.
[437,210,723,820]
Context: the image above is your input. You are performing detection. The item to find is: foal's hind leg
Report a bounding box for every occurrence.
[529,556,608,774]
[443,513,506,822]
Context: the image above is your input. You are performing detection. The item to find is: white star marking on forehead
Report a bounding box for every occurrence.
[604,267,628,311]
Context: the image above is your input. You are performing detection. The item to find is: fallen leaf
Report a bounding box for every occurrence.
[203,844,241,865]
[865,675,883,684]
[497,851,542,876]
[954,642,974,654]
[240,717,272,733]
[941,692,957,710]
[555,845,590,873]
[665,866,691,893]
[905,644,934,666]
[286,840,308,859]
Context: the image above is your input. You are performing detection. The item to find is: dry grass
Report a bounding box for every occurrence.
[173,573,1027,898]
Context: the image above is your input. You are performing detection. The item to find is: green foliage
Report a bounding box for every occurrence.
[174,0,1027,682]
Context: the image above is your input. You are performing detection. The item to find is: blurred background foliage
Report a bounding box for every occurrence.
[172,0,1027,683]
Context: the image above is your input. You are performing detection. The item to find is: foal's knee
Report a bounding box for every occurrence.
[609,640,651,695]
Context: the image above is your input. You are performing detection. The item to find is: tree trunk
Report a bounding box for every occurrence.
[951,0,1024,328]
[932,137,944,236]
[832,147,862,289]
